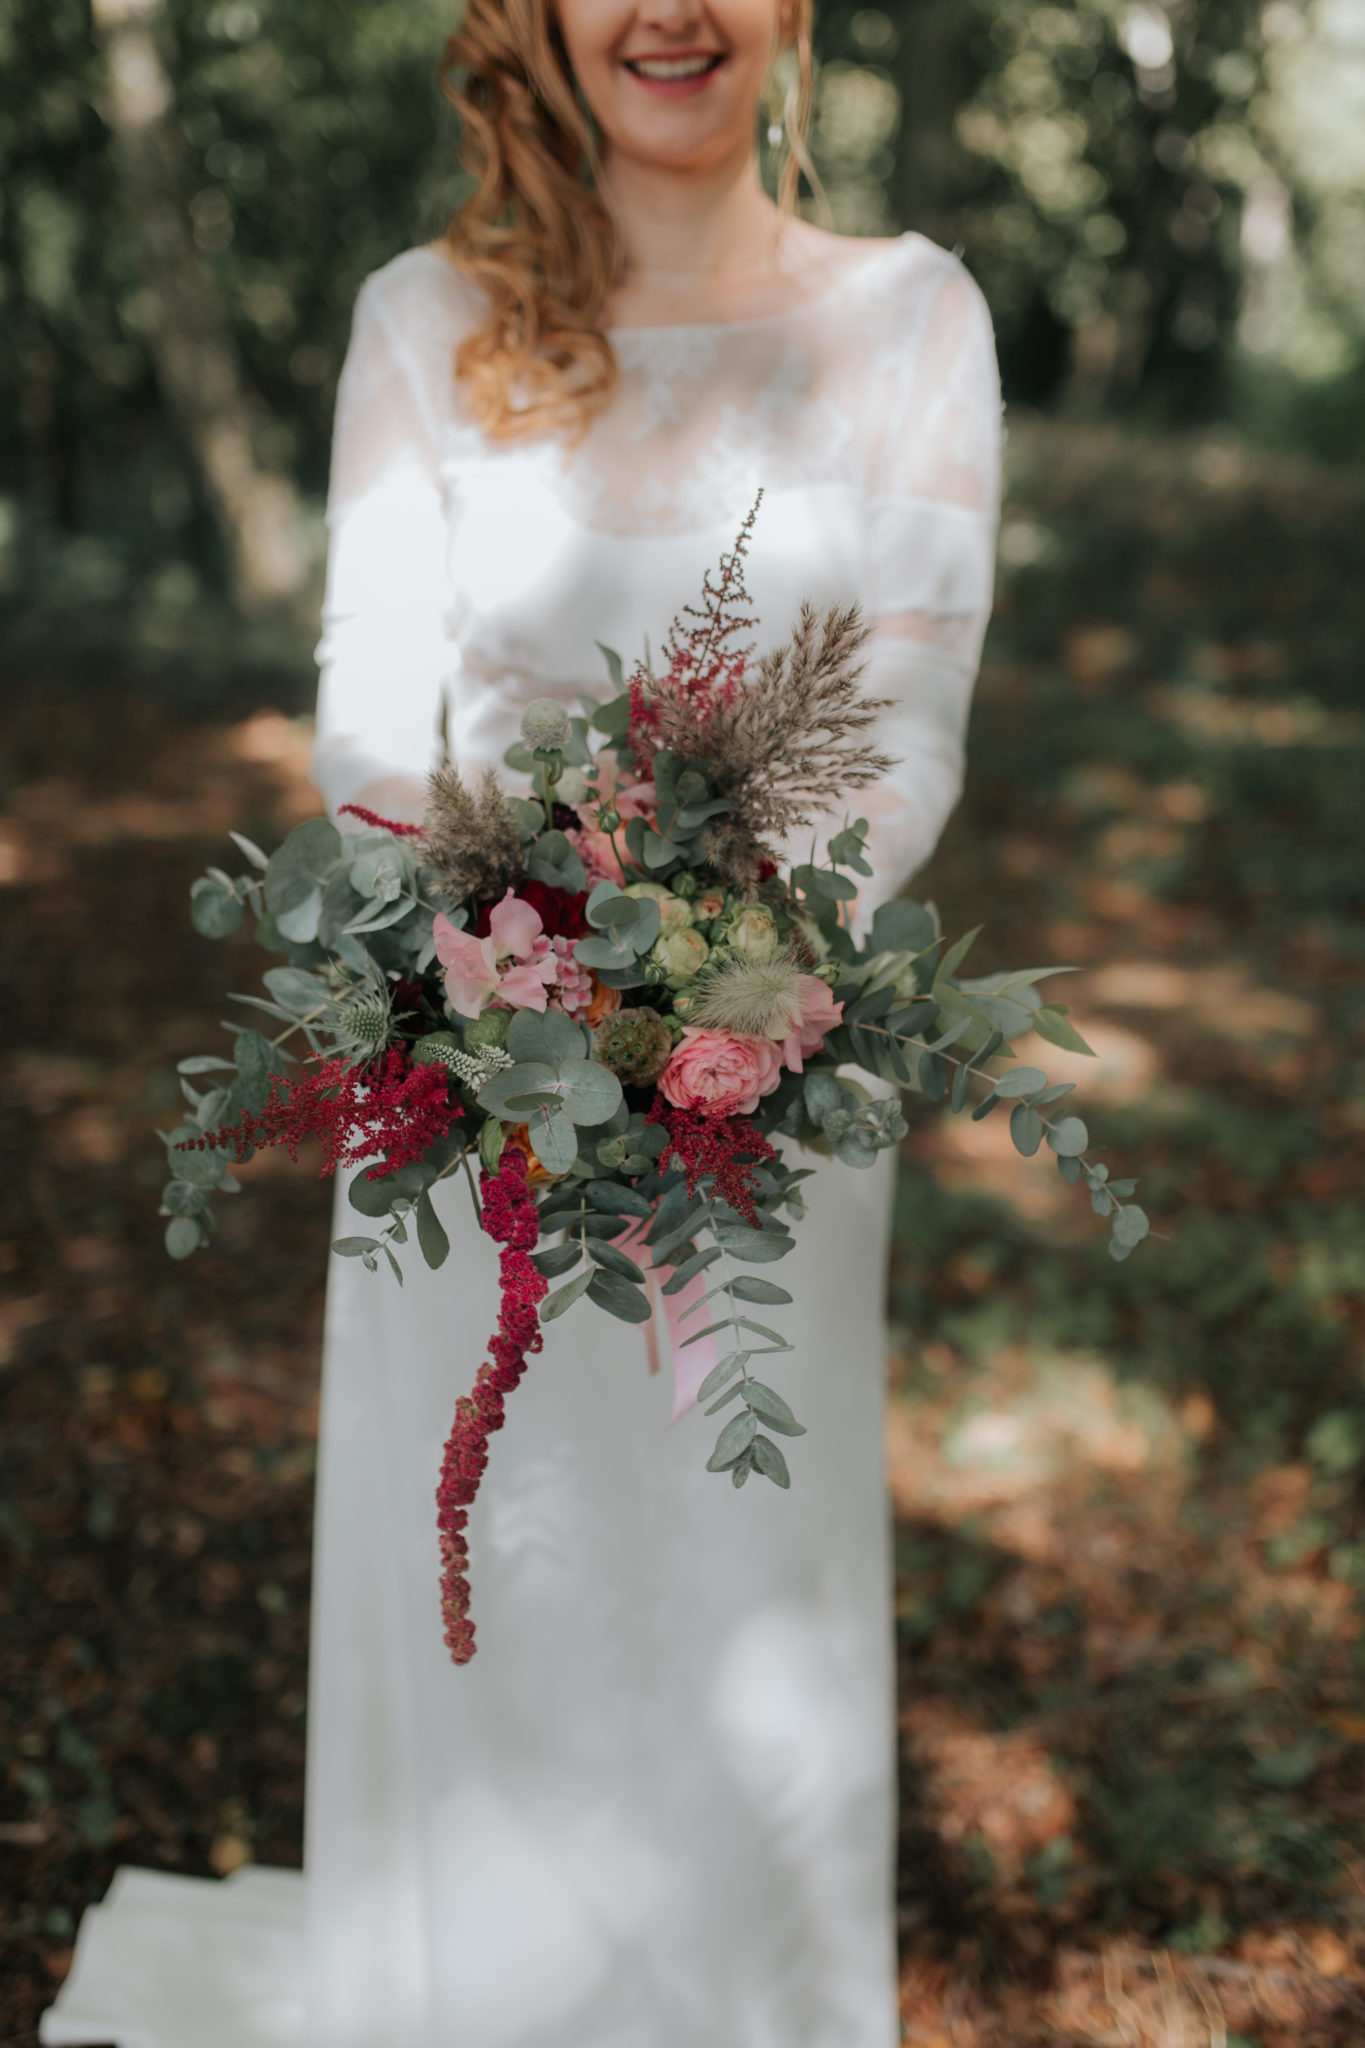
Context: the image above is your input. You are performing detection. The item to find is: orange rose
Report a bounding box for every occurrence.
[584,975,622,1027]
[507,1124,567,1187]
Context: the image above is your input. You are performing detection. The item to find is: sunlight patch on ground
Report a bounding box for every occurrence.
[1086,957,1318,1040]
[888,1346,1190,1534]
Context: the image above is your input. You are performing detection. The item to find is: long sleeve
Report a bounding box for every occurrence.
[311,272,459,816]
[857,260,1002,901]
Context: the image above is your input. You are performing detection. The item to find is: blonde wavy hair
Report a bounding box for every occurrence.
[440,0,816,443]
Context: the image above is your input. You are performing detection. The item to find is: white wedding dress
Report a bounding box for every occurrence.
[43,232,999,2048]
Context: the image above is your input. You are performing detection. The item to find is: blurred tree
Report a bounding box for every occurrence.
[91,0,308,608]
[0,0,1360,619]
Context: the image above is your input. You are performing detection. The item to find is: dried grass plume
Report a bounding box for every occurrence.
[702,602,895,891]
[424,766,525,905]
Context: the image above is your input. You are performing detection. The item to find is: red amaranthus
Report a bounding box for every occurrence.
[628,496,759,765]
[647,1101,777,1228]
[435,1147,547,1665]
[185,1045,461,1181]
[337,802,427,838]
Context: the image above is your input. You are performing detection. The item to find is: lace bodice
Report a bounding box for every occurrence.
[313,233,1002,905]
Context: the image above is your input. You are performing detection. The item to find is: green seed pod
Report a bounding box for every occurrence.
[464,1010,509,1052]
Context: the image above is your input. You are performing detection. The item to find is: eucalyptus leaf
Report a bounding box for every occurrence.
[588,1240,647,1283]
[1032,1004,1098,1057]
[276,886,323,943]
[711,1225,795,1265]
[557,1059,624,1126]
[870,899,938,956]
[524,1104,579,1175]
[586,1270,653,1323]
[234,1029,271,1109]
[415,1190,450,1269]
[750,1435,792,1488]
[584,1180,653,1219]
[1111,1203,1150,1249]
[507,1009,587,1065]
[660,1245,723,1293]
[540,1264,593,1321]
[918,1051,947,1101]
[531,1241,583,1278]
[992,1065,1050,1099]
[262,966,330,1017]
[936,924,982,983]
[164,1216,203,1259]
[477,1063,559,1118]
[190,875,244,940]
[1009,1103,1044,1157]
[707,1410,757,1472]
[728,1277,793,1305]
[228,830,269,871]
[1047,1116,1090,1158]
[742,1381,806,1436]
[696,1353,745,1403]
[264,817,342,918]
[804,1071,844,1121]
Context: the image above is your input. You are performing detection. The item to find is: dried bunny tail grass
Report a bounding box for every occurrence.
[705,601,897,842]
[424,765,525,905]
[689,954,804,1039]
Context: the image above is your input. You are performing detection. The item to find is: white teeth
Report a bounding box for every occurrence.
[628,54,718,79]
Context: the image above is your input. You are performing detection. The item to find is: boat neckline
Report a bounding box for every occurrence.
[418,232,917,339]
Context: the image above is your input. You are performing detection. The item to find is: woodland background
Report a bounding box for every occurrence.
[3,1,1365,2043]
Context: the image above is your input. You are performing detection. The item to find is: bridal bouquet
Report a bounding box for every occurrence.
[161,508,1148,1662]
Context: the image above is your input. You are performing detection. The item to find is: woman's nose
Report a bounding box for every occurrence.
[630,0,710,39]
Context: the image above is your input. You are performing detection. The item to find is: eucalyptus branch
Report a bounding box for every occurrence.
[856,1016,1150,1259]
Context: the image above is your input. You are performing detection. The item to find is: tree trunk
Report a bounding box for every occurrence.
[889,0,973,253]
[90,0,308,611]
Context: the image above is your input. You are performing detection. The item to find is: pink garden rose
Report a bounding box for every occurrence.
[659,1028,783,1119]
[778,974,845,1075]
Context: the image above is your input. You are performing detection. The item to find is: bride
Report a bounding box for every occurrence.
[43,0,999,2041]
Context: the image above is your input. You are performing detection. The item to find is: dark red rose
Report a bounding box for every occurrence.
[470,879,590,942]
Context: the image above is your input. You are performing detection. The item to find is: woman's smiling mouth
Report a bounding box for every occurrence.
[622,51,727,94]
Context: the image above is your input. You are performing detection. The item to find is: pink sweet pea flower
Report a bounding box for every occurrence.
[487,891,543,964]
[433,918,500,1020]
[778,975,845,1074]
[434,889,558,1018]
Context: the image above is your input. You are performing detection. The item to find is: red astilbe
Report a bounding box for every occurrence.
[628,496,760,768]
[435,1147,547,1664]
[646,1100,777,1228]
[182,1045,461,1181]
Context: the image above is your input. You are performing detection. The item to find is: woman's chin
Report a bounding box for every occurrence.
[604,118,755,179]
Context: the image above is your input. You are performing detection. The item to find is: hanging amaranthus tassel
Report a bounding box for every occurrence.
[434,1147,546,1664]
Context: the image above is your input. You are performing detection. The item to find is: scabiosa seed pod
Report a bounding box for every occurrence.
[520,698,571,751]
[592,1006,674,1088]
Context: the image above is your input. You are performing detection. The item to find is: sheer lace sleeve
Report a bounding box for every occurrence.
[311,270,459,816]
[856,257,1001,910]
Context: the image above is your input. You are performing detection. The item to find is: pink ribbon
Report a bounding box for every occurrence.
[613,1217,718,1423]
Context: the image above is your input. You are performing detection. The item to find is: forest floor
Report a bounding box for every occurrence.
[2,417,1364,2046]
